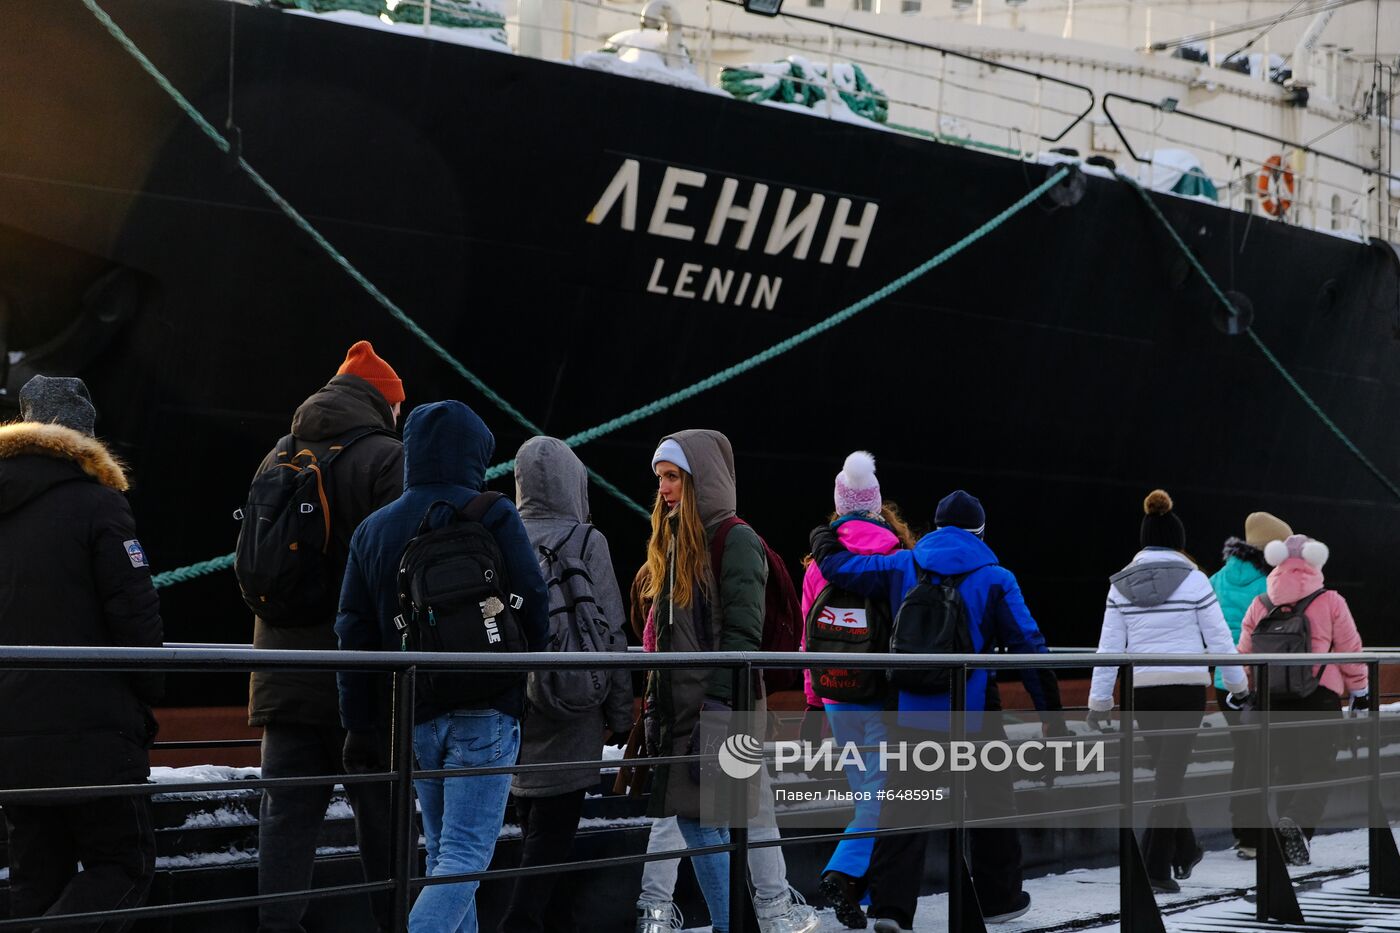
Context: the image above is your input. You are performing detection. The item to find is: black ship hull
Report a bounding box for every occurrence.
[3,0,1399,704]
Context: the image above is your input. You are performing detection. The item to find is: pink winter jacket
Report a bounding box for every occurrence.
[1238,557,1368,699]
[799,518,903,706]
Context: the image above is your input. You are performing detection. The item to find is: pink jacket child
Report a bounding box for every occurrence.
[800,517,903,706]
[1238,534,1368,701]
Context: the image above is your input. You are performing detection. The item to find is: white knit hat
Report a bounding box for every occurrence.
[651,438,691,475]
[834,451,881,516]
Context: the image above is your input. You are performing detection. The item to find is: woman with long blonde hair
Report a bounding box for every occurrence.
[633,430,815,933]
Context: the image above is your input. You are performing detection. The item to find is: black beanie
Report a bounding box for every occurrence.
[1140,489,1185,550]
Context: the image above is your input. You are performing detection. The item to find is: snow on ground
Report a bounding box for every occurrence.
[675,828,1376,932]
[574,50,722,95]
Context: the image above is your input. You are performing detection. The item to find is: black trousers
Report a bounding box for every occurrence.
[498,789,587,933]
[257,722,393,933]
[1134,684,1205,881]
[4,795,156,932]
[1270,686,1341,839]
[867,717,1022,928]
[1214,686,1259,847]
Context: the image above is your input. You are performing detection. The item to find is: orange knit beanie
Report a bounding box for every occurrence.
[336,340,405,405]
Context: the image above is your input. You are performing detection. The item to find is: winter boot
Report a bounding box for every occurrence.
[819,870,869,929]
[635,899,684,933]
[871,920,913,933]
[754,887,820,933]
[1276,818,1311,866]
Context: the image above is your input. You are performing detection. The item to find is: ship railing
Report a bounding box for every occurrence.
[386,0,1095,160]
[1102,91,1400,243]
[0,646,1398,930]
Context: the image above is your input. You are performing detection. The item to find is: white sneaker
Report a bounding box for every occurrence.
[635,899,684,933]
[754,888,820,933]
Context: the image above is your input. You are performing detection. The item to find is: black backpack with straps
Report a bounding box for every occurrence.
[395,491,529,708]
[888,568,973,693]
[1251,588,1329,698]
[805,583,891,702]
[234,428,385,625]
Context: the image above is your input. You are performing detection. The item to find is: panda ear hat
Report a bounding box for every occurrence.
[1264,534,1329,569]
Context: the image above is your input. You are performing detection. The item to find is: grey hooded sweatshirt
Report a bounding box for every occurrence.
[646,429,767,819]
[513,437,633,797]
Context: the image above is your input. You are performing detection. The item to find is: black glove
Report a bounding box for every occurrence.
[1350,693,1371,714]
[1085,709,1114,732]
[343,730,383,774]
[643,694,660,757]
[689,697,733,784]
[1225,691,1256,712]
[809,525,844,565]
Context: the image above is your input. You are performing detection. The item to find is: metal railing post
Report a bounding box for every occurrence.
[1256,663,1271,922]
[1369,659,1384,894]
[391,666,418,931]
[1118,663,1135,927]
[949,663,969,928]
[729,661,754,932]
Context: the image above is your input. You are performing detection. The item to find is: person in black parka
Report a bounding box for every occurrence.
[0,375,164,931]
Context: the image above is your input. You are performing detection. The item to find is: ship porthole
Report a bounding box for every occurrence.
[1212,291,1254,335]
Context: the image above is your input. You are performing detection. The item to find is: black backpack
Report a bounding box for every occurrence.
[234,429,383,625]
[888,568,972,693]
[395,491,529,708]
[1250,588,1329,698]
[526,525,614,719]
[804,583,891,702]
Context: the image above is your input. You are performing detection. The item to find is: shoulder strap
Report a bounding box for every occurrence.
[462,490,505,525]
[915,565,932,585]
[323,426,393,463]
[1295,587,1328,614]
[707,516,746,581]
[1260,595,1276,614]
[579,524,596,561]
[541,523,582,563]
[805,583,836,630]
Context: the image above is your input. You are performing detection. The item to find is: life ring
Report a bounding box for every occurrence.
[1257,154,1294,216]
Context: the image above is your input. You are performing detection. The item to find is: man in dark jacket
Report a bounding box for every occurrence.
[247,341,405,933]
[0,375,163,930]
[812,490,1065,931]
[336,400,548,933]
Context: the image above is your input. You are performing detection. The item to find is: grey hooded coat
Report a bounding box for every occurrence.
[646,429,767,819]
[513,437,634,797]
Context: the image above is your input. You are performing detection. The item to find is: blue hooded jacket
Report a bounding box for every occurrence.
[335,401,549,731]
[817,526,1060,722]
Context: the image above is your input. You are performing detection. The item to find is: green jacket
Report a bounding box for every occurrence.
[647,429,766,819]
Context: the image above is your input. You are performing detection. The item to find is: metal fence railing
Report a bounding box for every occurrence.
[0,646,1397,930]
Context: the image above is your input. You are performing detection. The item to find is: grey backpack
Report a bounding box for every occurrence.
[526,524,613,719]
[1250,588,1328,698]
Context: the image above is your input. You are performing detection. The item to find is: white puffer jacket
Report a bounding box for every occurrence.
[1089,548,1248,710]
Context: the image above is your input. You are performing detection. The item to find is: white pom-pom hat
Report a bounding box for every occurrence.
[1264,533,1330,570]
[834,450,882,516]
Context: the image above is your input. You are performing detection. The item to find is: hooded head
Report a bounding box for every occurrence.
[1264,533,1329,603]
[662,429,736,529]
[515,436,588,523]
[834,450,881,516]
[401,400,493,490]
[19,375,97,437]
[1140,488,1186,551]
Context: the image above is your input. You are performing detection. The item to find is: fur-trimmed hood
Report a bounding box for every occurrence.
[0,422,128,515]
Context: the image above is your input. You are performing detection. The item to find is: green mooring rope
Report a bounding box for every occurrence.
[80,0,646,518]
[481,167,1072,482]
[1117,172,1400,503]
[83,0,1068,586]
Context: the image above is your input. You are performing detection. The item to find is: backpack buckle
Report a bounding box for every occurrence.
[508,594,524,610]
[232,508,244,521]
[393,614,407,632]
[299,503,316,514]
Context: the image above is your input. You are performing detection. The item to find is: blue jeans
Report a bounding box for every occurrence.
[824,704,889,881]
[410,709,520,933]
[674,817,731,933]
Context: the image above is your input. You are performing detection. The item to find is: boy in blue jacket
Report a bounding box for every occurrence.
[336,400,548,933]
[810,490,1064,931]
